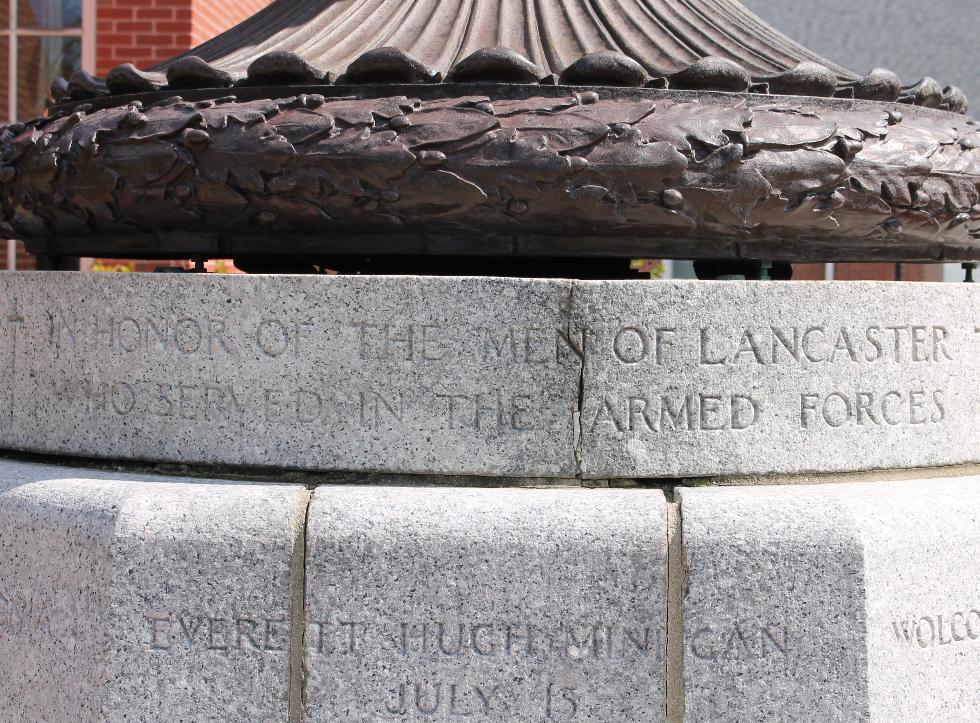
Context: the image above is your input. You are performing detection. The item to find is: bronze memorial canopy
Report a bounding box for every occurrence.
[2,0,978,273]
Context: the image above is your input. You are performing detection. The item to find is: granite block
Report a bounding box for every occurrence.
[573,280,980,478]
[0,272,579,477]
[851,477,980,722]
[303,486,668,721]
[679,484,868,721]
[0,458,305,720]
[1,273,978,479]
[680,475,980,722]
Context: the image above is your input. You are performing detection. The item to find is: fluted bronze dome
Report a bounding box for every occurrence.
[2,0,977,270]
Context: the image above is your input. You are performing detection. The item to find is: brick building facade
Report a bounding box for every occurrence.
[95,0,271,77]
[2,0,273,272]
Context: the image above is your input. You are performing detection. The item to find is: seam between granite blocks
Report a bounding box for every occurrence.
[665,489,685,723]
[568,279,585,478]
[287,485,313,723]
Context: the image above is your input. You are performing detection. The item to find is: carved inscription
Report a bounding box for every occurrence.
[308,619,662,718]
[146,612,288,654]
[28,303,974,462]
[0,590,95,645]
[435,391,536,432]
[40,315,575,438]
[307,619,661,659]
[52,380,326,423]
[3,303,23,428]
[0,591,56,639]
[353,323,446,362]
[698,325,953,366]
[800,390,946,428]
[379,680,584,719]
[482,326,586,365]
[586,322,963,439]
[48,313,242,357]
[891,609,980,650]
[689,622,790,661]
[384,681,507,718]
[590,393,761,433]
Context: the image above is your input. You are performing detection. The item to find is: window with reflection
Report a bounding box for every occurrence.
[2,0,88,121]
[19,0,82,30]
[1,0,88,271]
[17,35,79,116]
[0,37,8,113]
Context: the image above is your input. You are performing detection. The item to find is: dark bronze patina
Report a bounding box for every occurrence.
[2,0,977,273]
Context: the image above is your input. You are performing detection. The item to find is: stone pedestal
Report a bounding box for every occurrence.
[681,472,980,721]
[0,272,977,721]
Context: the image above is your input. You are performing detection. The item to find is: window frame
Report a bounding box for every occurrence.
[2,0,95,121]
[2,0,93,269]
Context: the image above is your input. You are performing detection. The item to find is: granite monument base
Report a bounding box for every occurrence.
[2,459,980,721]
[0,271,977,721]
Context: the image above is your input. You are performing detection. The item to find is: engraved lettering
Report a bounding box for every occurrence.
[178,612,202,648]
[359,389,404,428]
[697,325,953,366]
[438,622,464,655]
[207,318,236,356]
[613,327,648,364]
[892,608,980,650]
[865,326,884,362]
[801,327,827,362]
[545,683,578,720]
[386,684,406,715]
[436,391,539,433]
[421,324,445,361]
[933,327,952,361]
[148,614,172,650]
[771,326,801,363]
[117,317,144,352]
[733,330,765,364]
[801,390,947,428]
[256,319,289,357]
[144,612,286,654]
[340,621,366,653]
[689,623,790,660]
[208,617,228,651]
[236,618,264,651]
[916,616,936,648]
[384,681,502,717]
[471,624,497,655]
[565,626,594,660]
[506,624,533,655]
[475,684,502,714]
[400,622,427,656]
[415,682,441,715]
[591,394,760,433]
[174,318,203,354]
[699,327,727,365]
[264,619,286,651]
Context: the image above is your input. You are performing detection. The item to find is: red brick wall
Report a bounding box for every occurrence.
[83,0,271,272]
[833,263,944,282]
[189,0,272,47]
[792,263,826,280]
[791,263,945,281]
[96,0,273,76]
